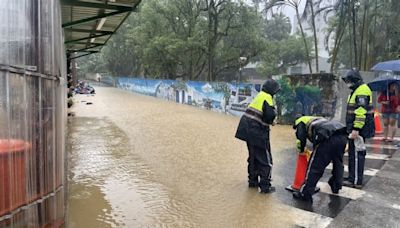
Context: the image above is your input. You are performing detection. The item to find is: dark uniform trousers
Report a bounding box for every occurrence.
[347,138,366,185]
[301,134,347,197]
[246,141,273,190]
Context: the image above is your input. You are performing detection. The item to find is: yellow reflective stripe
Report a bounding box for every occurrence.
[353,106,367,128]
[347,110,374,114]
[243,113,269,126]
[354,121,365,129]
[247,107,263,115]
[354,106,367,117]
[245,107,264,122]
[347,104,373,108]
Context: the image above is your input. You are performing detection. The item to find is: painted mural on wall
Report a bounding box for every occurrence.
[116,77,259,115]
[116,74,338,123]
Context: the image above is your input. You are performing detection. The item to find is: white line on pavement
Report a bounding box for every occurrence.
[372,136,400,141]
[317,182,366,200]
[326,164,379,176]
[392,204,400,210]
[288,206,333,228]
[365,143,399,150]
[344,153,390,160]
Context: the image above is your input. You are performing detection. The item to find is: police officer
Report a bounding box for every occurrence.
[342,70,374,189]
[292,116,347,202]
[235,79,280,193]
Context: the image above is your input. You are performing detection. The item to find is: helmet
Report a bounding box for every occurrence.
[341,69,362,84]
[262,79,281,95]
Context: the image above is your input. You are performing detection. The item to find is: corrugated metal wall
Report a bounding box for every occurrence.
[0,0,66,227]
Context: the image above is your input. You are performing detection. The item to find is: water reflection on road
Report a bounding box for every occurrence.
[67,87,302,227]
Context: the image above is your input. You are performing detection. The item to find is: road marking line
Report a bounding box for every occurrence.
[317,182,366,200]
[344,153,390,160]
[365,143,399,150]
[392,204,400,210]
[372,136,400,141]
[287,206,333,228]
[326,164,379,176]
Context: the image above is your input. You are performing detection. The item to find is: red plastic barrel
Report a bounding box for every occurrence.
[0,139,30,217]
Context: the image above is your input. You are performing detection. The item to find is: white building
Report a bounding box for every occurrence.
[289,0,337,74]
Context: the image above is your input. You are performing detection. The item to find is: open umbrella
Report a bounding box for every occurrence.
[371,59,400,72]
[367,73,400,92]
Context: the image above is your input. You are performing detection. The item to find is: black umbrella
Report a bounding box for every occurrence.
[367,73,400,100]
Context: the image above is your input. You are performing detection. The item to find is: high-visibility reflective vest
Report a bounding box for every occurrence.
[249,91,273,110]
[346,84,374,137]
[244,91,274,126]
[294,116,346,147]
[294,116,321,127]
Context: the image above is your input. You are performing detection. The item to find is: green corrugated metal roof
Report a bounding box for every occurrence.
[61,0,141,59]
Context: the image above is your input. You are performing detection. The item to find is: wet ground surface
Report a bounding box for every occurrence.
[67,87,397,227]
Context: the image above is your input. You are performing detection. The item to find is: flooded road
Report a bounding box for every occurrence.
[67,87,331,227]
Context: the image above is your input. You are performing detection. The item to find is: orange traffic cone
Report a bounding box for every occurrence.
[285,153,308,191]
[374,109,383,134]
[285,149,320,193]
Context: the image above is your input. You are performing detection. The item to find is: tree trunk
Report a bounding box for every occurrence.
[330,1,346,72]
[207,1,213,82]
[359,1,367,70]
[330,28,345,72]
[351,2,358,69]
[212,8,219,81]
[295,6,313,74]
[348,3,353,68]
[361,1,369,70]
[367,0,378,70]
[309,0,319,72]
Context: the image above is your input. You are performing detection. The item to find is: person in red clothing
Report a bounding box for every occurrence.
[378,82,399,142]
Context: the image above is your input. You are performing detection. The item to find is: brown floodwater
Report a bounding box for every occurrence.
[67,87,326,227]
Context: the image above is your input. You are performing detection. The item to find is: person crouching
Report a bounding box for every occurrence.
[292,116,347,202]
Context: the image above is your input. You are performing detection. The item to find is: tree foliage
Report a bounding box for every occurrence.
[257,0,314,73]
[258,13,312,76]
[323,0,400,71]
[78,0,312,80]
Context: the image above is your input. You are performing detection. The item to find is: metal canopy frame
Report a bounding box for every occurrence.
[61,0,141,59]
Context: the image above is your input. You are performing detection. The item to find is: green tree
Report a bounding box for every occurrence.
[212,2,266,80]
[76,53,106,78]
[260,0,314,73]
[263,13,291,41]
[101,24,141,76]
[258,35,311,76]
[77,0,312,80]
[123,0,265,81]
[275,77,296,122]
[324,0,400,71]
[257,13,311,76]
